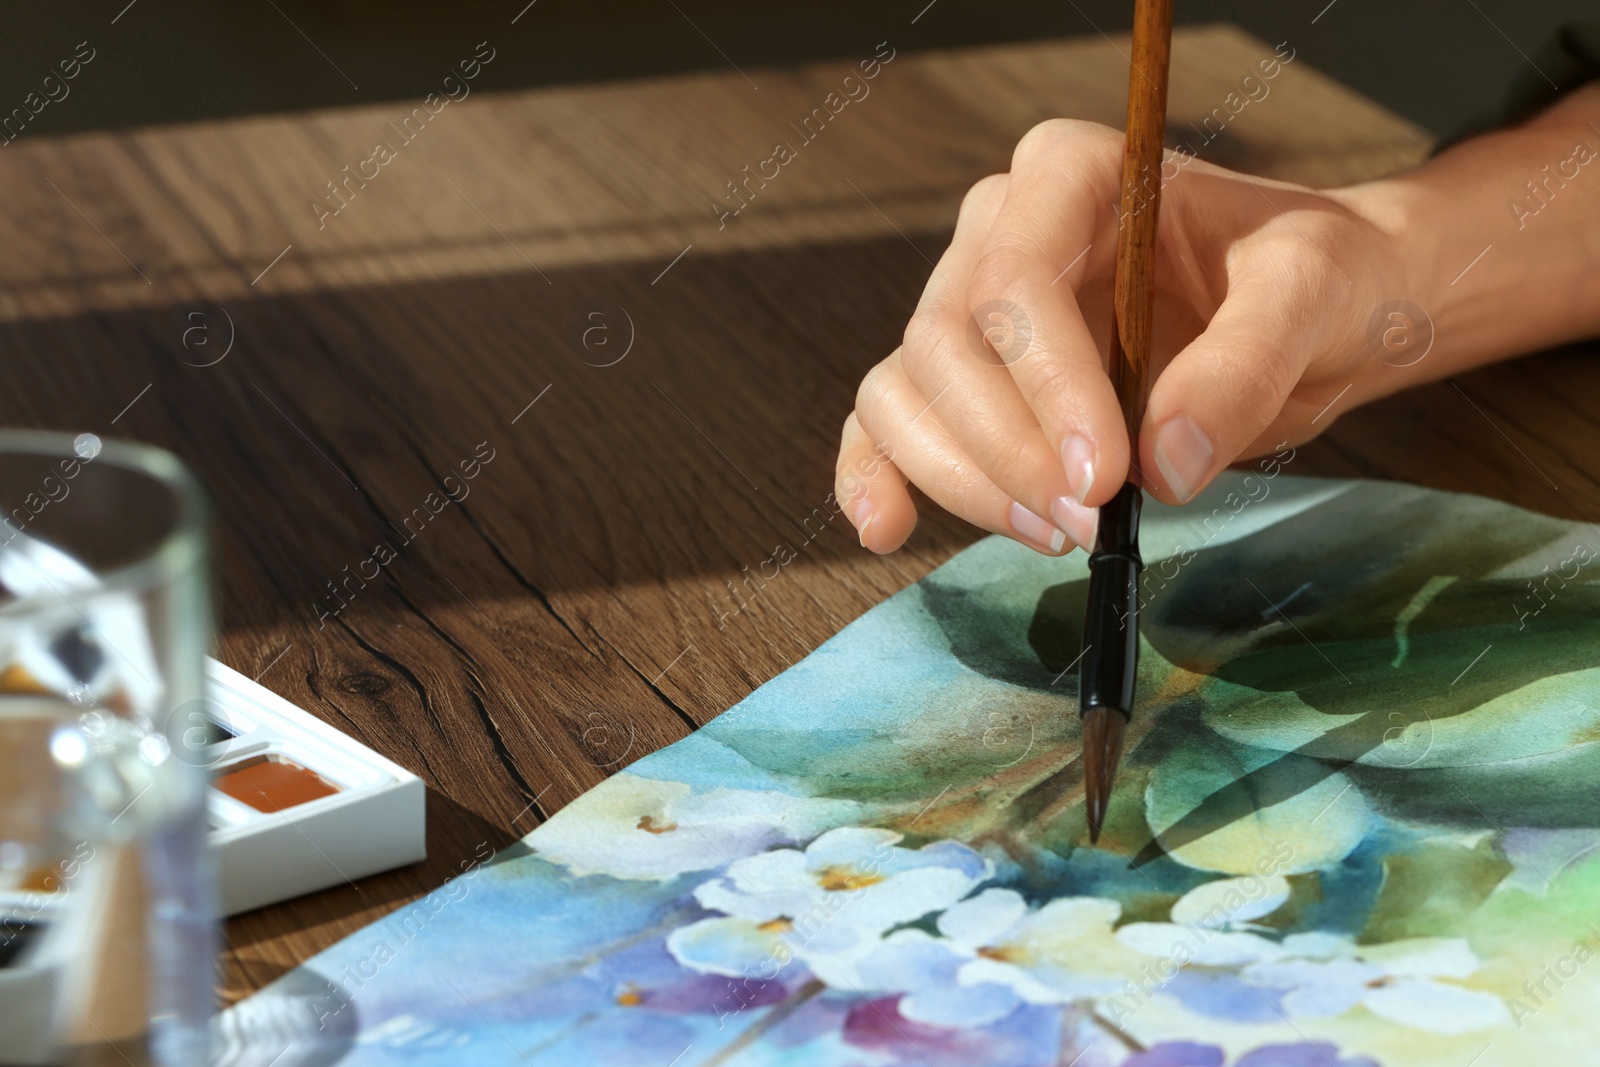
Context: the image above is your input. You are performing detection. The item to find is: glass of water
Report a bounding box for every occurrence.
[0,431,213,1066]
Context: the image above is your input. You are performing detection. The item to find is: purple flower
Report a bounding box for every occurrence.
[1125,1041,1381,1067]
[841,995,1060,1067]
[1125,1042,1224,1067]
[1235,1042,1380,1067]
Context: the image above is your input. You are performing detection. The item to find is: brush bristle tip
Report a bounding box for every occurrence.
[1080,705,1127,843]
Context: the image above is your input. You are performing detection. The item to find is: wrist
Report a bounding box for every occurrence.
[1342,168,1507,375]
[1338,89,1600,387]
[1320,178,1440,403]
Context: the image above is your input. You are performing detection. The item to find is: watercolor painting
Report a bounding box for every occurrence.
[217,471,1600,1067]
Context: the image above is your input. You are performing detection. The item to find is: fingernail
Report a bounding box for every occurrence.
[1153,415,1214,504]
[1060,434,1097,505]
[854,498,875,549]
[1009,501,1066,554]
[1049,495,1099,551]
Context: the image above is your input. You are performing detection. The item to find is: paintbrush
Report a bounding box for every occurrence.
[1078,0,1173,843]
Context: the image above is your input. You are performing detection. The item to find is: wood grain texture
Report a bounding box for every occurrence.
[4,26,1581,1007]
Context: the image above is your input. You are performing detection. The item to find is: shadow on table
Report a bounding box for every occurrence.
[9,229,1589,643]
[5,231,984,631]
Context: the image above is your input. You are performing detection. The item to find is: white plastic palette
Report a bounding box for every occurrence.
[205,658,426,915]
[0,662,425,1063]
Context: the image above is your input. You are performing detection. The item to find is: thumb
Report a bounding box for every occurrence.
[1139,285,1310,504]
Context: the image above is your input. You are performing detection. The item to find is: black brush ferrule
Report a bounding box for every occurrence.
[1078,482,1143,719]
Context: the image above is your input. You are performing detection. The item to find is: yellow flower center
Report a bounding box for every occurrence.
[616,989,643,1006]
[758,918,793,933]
[815,866,886,892]
[976,945,1019,963]
[635,815,677,834]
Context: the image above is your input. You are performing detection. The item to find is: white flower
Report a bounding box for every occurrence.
[1244,935,1511,1034]
[1116,874,1291,967]
[527,776,864,880]
[1110,877,1510,1035]
[853,887,1156,1027]
[667,828,990,984]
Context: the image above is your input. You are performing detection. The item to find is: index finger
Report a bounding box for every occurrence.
[965,120,1133,508]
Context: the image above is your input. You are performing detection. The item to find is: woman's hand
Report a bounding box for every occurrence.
[835,118,1412,555]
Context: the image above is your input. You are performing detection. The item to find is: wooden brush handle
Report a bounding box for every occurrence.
[1110,0,1173,451]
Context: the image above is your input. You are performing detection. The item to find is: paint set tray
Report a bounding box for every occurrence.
[0,661,427,1063]
[205,658,427,915]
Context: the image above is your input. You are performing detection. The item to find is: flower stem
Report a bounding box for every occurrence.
[696,978,825,1067]
[1057,1004,1080,1066]
[1082,1000,1146,1053]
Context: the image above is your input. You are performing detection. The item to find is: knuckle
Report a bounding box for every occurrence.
[959,173,1009,219]
[855,360,897,420]
[1012,118,1117,170]
[1285,247,1339,305]
[1262,218,1348,302]
[1025,360,1079,407]
[974,428,1035,490]
[835,452,867,495]
[1012,120,1070,167]
[1220,347,1296,430]
[967,245,1028,308]
[1245,255,1348,370]
[930,454,982,517]
[901,308,953,364]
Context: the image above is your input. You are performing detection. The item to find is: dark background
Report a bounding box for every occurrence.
[4,0,1593,145]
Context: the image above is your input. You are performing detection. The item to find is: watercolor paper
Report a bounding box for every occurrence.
[218,473,1600,1067]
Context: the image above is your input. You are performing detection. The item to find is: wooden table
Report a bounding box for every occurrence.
[2,24,1589,1003]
